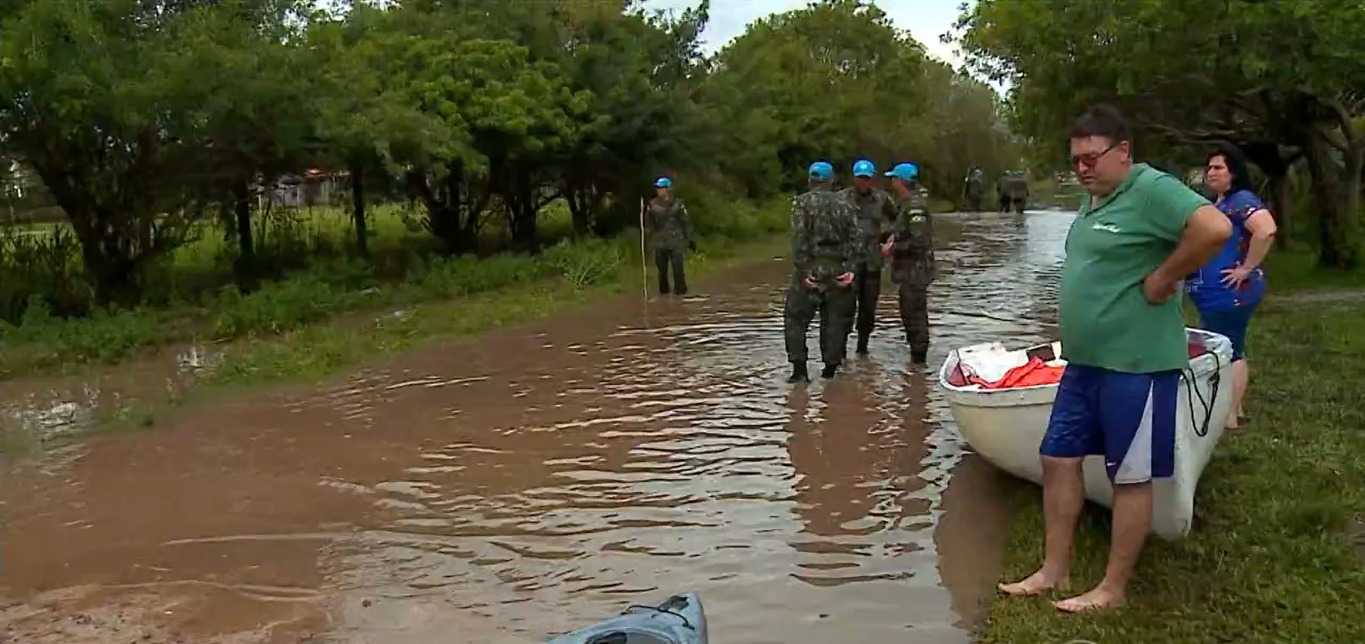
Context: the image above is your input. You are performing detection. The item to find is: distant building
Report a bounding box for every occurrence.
[263,169,349,208]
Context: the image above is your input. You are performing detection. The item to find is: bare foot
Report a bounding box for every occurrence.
[997,569,1069,597]
[1053,585,1127,613]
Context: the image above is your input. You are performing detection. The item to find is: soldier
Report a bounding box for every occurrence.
[963,166,985,211]
[880,162,937,364]
[838,159,899,355]
[644,176,695,296]
[997,171,1012,212]
[784,161,864,383]
[1006,171,1030,213]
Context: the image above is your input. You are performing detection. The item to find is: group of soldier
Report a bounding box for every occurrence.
[642,159,938,384]
[782,159,936,383]
[961,166,1031,213]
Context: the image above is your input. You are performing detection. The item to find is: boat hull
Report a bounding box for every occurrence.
[938,329,1235,540]
[546,592,707,644]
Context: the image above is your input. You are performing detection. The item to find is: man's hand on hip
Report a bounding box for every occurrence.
[1142,270,1181,304]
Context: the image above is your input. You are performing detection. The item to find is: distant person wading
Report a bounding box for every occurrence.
[645,177,695,296]
[1186,141,1277,430]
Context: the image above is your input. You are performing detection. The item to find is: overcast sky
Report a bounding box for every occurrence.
[642,0,973,69]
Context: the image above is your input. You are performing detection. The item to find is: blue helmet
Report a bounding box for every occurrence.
[884,162,919,182]
[808,161,834,180]
[852,159,876,178]
[654,176,672,188]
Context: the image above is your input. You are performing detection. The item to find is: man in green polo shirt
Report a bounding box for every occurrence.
[997,104,1231,612]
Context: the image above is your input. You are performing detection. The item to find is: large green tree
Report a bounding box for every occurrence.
[957,0,1365,267]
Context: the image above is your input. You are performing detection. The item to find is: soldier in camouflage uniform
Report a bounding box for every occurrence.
[963,166,986,211]
[1005,171,1030,213]
[784,161,864,383]
[838,159,899,355]
[645,176,696,296]
[880,162,937,364]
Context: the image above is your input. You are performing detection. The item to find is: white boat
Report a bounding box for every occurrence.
[937,328,1234,540]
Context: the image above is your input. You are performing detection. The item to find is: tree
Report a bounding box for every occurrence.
[956,0,1365,267]
[0,0,226,304]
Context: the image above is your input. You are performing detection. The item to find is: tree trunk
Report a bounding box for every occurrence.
[349,162,368,257]
[1304,130,1362,269]
[233,181,258,291]
[567,187,591,237]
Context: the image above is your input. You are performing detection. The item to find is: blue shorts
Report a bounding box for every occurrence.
[1199,304,1258,360]
[1039,365,1181,484]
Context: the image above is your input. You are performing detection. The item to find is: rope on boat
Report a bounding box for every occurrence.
[1183,349,1222,438]
[622,604,697,632]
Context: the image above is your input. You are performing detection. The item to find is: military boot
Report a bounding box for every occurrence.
[820,363,839,379]
[855,334,870,355]
[910,346,928,365]
[787,362,809,383]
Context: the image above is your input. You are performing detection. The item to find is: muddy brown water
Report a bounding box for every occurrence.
[0,211,1073,643]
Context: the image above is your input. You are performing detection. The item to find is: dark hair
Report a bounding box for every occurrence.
[1206,141,1254,197]
[1069,103,1131,145]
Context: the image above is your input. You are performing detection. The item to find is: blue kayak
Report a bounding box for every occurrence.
[545,592,708,644]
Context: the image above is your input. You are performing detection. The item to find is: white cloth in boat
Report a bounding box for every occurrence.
[955,341,1065,385]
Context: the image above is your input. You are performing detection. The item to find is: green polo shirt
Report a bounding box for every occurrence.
[1059,163,1211,373]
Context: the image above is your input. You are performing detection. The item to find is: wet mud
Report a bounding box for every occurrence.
[0,211,1074,643]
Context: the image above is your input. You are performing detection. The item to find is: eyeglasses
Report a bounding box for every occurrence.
[1070,141,1122,169]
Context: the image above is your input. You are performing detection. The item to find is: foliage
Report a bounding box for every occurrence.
[0,0,1022,347]
[955,0,1365,268]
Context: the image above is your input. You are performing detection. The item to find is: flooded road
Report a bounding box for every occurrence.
[0,211,1073,643]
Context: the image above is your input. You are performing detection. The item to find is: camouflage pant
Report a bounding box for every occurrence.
[897,282,930,354]
[784,281,856,365]
[844,266,881,340]
[655,248,687,294]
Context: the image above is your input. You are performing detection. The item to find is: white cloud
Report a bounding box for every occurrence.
[644,0,974,70]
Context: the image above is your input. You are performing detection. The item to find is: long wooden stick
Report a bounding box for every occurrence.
[639,197,648,298]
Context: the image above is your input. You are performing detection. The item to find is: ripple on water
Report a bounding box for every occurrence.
[0,211,1075,644]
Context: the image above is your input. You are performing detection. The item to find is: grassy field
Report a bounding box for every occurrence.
[981,284,1365,642]
[0,196,787,381]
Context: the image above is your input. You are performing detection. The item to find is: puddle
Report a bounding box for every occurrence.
[0,210,1073,643]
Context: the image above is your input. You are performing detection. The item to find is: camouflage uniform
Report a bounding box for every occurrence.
[889,186,937,362]
[1005,173,1029,213]
[963,170,985,211]
[646,196,694,295]
[838,186,898,350]
[784,184,863,367]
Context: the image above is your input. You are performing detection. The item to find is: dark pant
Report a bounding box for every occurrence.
[1199,302,1259,360]
[847,267,882,341]
[897,282,930,354]
[785,282,856,365]
[655,248,687,295]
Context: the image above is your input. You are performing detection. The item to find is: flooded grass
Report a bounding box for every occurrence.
[980,298,1365,643]
[0,199,787,380]
[0,232,786,456]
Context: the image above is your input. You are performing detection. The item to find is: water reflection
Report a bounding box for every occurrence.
[0,211,1076,644]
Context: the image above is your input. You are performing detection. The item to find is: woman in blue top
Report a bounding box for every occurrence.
[1186,142,1277,429]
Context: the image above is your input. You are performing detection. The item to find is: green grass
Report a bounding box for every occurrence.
[981,298,1365,643]
[0,196,786,380]
[1262,246,1365,292]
